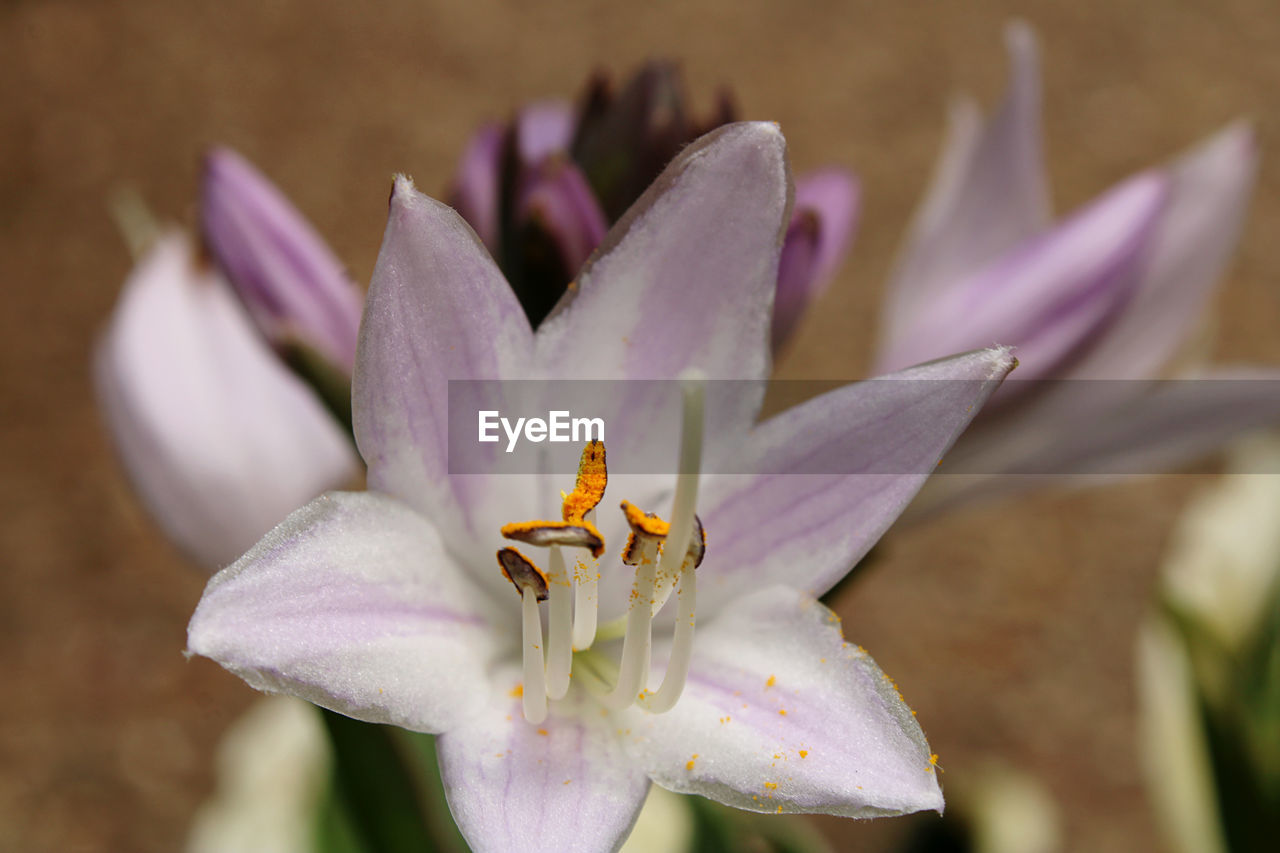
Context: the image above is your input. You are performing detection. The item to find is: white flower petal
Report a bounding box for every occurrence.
[622,586,943,818]
[188,491,500,734]
[437,670,650,853]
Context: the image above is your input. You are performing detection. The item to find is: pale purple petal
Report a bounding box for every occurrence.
[931,369,1280,511]
[793,168,860,290]
[875,171,1168,383]
[202,148,364,373]
[773,168,860,351]
[621,586,942,818]
[773,214,820,351]
[516,100,576,166]
[354,176,536,552]
[450,123,506,252]
[533,122,791,460]
[516,157,609,277]
[692,346,1015,615]
[1064,122,1259,381]
[187,491,499,734]
[438,670,649,853]
[882,22,1050,346]
[94,232,359,571]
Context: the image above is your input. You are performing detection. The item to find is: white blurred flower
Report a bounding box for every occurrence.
[1162,436,1280,652]
[618,786,694,853]
[185,696,330,853]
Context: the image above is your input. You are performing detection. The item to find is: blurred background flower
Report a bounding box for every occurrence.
[5,1,1280,851]
[1138,434,1280,853]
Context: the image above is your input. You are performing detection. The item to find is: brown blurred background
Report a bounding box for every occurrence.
[3,0,1279,850]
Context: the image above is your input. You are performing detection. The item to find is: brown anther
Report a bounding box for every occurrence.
[501,520,604,559]
[497,547,550,600]
[621,533,644,566]
[562,440,607,524]
[619,501,706,569]
[687,514,707,569]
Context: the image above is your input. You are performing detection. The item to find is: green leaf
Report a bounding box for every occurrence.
[280,339,354,434]
[317,710,447,853]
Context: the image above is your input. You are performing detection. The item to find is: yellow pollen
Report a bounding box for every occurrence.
[686,753,698,771]
[764,781,778,790]
[509,684,524,698]
[537,728,549,736]
[766,675,776,688]
[621,500,670,537]
[799,750,809,758]
[562,440,607,523]
[778,709,787,716]
[500,519,605,558]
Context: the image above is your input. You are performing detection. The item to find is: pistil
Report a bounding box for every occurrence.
[602,374,704,710]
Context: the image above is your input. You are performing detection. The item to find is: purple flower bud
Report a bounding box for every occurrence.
[449,123,505,252]
[571,60,733,221]
[515,157,609,294]
[772,169,860,351]
[201,147,363,375]
[514,100,575,168]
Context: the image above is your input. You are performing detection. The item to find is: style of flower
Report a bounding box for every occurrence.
[448,61,859,348]
[188,122,1015,852]
[873,23,1280,511]
[94,231,360,570]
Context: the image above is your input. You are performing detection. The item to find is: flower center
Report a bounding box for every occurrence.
[495,376,705,723]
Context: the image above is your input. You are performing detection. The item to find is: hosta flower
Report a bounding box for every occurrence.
[874,23,1280,509]
[94,232,360,570]
[448,60,858,347]
[188,122,1015,852]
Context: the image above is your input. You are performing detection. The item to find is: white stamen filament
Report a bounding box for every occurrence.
[545,545,573,700]
[520,587,548,724]
[572,510,600,651]
[637,561,696,712]
[599,550,656,709]
[603,374,704,710]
